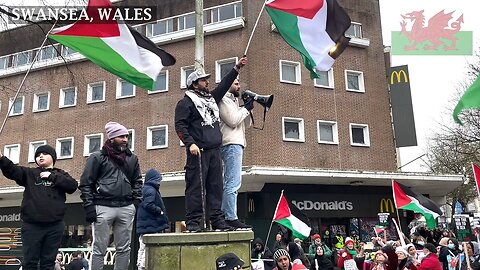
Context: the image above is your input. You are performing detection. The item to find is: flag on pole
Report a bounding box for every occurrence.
[273,192,311,240]
[265,0,351,79]
[374,225,385,235]
[392,180,442,229]
[472,163,480,197]
[453,75,480,124]
[49,0,175,90]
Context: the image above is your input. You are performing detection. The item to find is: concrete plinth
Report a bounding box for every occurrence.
[143,231,254,270]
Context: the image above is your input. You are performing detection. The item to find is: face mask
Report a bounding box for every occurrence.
[417,241,425,246]
[448,244,455,249]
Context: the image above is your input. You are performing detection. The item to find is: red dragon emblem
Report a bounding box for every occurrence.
[400,10,464,51]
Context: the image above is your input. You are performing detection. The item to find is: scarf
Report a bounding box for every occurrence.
[103,140,126,167]
[185,89,219,128]
[347,248,358,256]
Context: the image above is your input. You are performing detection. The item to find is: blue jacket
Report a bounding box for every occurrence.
[136,169,169,235]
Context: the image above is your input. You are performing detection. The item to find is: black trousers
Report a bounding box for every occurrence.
[21,221,64,270]
[184,147,224,226]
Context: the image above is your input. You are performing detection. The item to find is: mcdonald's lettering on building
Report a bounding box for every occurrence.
[390,69,409,85]
[380,198,395,213]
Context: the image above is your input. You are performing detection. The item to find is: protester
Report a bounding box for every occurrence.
[309,245,334,270]
[273,248,308,270]
[0,145,78,270]
[219,78,253,230]
[458,241,480,270]
[136,169,170,270]
[438,237,459,270]
[287,242,310,268]
[396,246,416,270]
[79,121,143,270]
[337,237,365,270]
[274,233,285,251]
[216,253,245,270]
[416,243,441,270]
[65,251,84,270]
[175,56,247,232]
[252,237,274,270]
[54,252,65,270]
[76,251,88,270]
[308,234,332,261]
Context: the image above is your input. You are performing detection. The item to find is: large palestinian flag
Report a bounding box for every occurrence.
[265,0,351,79]
[273,193,311,240]
[49,0,175,90]
[392,180,443,229]
[472,163,480,197]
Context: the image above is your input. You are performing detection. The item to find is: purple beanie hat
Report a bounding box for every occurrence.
[105,122,128,139]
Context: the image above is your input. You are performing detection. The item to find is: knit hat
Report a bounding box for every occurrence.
[105,122,128,139]
[216,253,244,270]
[405,243,415,252]
[395,247,408,256]
[35,145,57,166]
[344,237,354,246]
[313,234,321,240]
[423,243,437,253]
[274,248,291,262]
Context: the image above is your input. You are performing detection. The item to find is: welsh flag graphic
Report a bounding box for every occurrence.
[273,193,311,240]
[392,180,443,229]
[49,0,175,90]
[265,0,351,78]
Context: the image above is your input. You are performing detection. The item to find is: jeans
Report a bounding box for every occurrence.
[221,144,243,221]
[21,221,64,270]
[90,204,135,270]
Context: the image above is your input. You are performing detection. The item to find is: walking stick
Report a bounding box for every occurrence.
[198,152,207,231]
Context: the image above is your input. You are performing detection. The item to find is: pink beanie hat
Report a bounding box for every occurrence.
[105,122,128,139]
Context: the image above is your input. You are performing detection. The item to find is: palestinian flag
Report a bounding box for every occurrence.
[472,163,480,197]
[266,0,351,79]
[374,225,385,236]
[273,193,311,240]
[392,180,442,229]
[453,75,480,124]
[49,0,175,90]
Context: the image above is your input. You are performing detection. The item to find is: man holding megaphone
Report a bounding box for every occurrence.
[218,78,254,230]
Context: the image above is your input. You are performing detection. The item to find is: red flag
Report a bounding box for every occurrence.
[374,226,385,235]
[472,163,480,197]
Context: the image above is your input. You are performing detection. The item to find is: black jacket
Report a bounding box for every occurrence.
[175,68,239,150]
[79,148,142,207]
[0,156,78,224]
[252,238,274,270]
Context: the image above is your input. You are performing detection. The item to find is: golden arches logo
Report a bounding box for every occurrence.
[390,70,408,85]
[380,198,395,213]
[248,198,255,213]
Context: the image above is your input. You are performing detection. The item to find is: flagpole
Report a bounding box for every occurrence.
[472,162,480,197]
[391,180,404,237]
[264,189,284,252]
[244,0,267,56]
[0,21,57,137]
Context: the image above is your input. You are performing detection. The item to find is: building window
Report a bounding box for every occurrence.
[282,117,305,142]
[39,46,56,61]
[314,69,334,89]
[345,70,365,93]
[317,120,338,144]
[349,123,370,147]
[147,125,168,149]
[14,51,32,67]
[211,2,243,23]
[181,66,195,89]
[61,45,77,56]
[0,56,7,70]
[280,60,301,84]
[33,92,50,112]
[9,96,24,116]
[28,140,47,163]
[116,79,136,99]
[59,87,77,108]
[84,133,103,156]
[150,71,168,94]
[215,57,237,83]
[87,81,106,103]
[178,13,195,30]
[56,137,74,159]
[128,129,135,152]
[146,19,174,37]
[345,22,363,38]
[4,144,20,164]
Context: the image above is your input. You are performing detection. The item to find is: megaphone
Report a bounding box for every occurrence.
[242,90,274,111]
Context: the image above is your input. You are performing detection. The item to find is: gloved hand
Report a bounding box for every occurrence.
[244,98,254,111]
[85,205,97,223]
[133,199,142,209]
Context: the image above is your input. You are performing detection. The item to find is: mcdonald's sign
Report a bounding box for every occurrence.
[390,69,408,85]
[380,198,395,213]
[248,198,255,213]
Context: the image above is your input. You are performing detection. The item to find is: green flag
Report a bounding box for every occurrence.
[453,75,480,124]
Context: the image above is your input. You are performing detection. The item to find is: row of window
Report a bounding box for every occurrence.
[3,125,168,164]
[282,117,370,147]
[5,58,365,116]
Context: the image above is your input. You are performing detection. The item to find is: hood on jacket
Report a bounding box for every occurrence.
[144,169,162,189]
[253,237,265,250]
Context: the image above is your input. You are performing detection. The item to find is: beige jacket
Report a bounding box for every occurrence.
[219,92,251,147]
